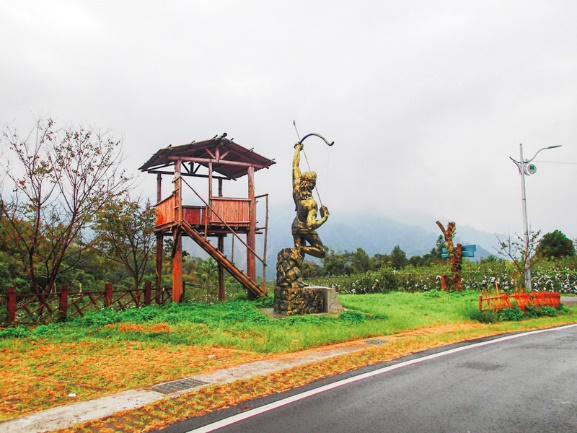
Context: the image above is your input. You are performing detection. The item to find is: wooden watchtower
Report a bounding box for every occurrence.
[139,134,275,302]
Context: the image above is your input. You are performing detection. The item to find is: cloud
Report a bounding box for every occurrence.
[1,0,576,239]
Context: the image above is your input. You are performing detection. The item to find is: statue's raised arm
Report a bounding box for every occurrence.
[291,140,329,259]
[292,142,303,205]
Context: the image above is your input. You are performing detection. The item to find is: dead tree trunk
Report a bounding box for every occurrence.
[436,221,463,291]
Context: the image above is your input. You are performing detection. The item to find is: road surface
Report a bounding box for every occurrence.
[158,324,577,433]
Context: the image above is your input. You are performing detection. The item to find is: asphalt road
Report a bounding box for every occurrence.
[160,325,577,433]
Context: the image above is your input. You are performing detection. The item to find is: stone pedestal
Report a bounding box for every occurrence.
[273,285,343,316]
[274,246,343,316]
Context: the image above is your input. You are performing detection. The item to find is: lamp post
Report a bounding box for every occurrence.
[510,144,561,290]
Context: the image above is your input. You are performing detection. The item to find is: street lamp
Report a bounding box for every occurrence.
[510,144,561,290]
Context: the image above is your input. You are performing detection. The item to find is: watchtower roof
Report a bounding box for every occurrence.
[139,135,275,179]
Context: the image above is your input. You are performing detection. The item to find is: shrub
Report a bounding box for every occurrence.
[0,326,31,339]
[469,309,500,324]
[498,305,524,321]
[74,309,123,327]
[338,310,366,323]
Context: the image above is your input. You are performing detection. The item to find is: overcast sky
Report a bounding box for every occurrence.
[2,0,577,240]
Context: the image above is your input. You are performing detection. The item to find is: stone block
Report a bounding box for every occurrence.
[273,285,343,316]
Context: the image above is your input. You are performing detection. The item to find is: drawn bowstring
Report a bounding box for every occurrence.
[293,121,330,208]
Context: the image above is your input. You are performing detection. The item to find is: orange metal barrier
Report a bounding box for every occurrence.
[479,291,560,311]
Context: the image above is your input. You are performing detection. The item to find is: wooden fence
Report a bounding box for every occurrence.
[1,282,171,326]
[478,291,560,312]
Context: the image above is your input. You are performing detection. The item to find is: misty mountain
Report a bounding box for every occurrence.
[182,207,498,280]
[266,210,495,259]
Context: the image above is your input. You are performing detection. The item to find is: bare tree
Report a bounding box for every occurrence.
[0,118,129,294]
[496,230,542,289]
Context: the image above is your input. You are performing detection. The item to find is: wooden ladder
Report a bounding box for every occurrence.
[179,220,267,298]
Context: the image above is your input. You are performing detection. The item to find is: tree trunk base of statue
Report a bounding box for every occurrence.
[273,285,343,316]
[274,247,343,316]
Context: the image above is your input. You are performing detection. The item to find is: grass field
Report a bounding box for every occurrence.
[1,291,575,430]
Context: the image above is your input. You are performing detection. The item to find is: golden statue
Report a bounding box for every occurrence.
[274,131,343,316]
[292,141,330,259]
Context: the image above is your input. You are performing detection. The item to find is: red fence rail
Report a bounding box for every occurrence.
[479,291,560,312]
[1,282,171,326]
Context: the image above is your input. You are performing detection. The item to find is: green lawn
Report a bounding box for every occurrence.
[1,291,573,354]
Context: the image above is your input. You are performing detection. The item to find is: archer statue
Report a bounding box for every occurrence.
[275,131,334,292]
[292,134,333,259]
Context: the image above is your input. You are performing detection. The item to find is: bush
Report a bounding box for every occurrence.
[121,306,161,323]
[0,326,31,339]
[74,309,123,327]
[309,259,577,295]
[338,310,366,323]
[519,305,559,319]
[469,309,500,323]
[498,305,524,321]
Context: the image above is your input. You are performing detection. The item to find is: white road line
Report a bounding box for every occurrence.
[186,324,577,433]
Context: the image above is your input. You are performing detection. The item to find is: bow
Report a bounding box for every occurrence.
[299,132,334,147]
[292,121,334,207]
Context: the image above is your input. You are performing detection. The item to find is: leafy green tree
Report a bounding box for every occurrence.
[390,245,408,270]
[480,254,504,264]
[537,230,575,259]
[322,248,349,275]
[350,248,370,274]
[197,258,219,301]
[408,255,427,267]
[432,235,445,259]
[302,260,323,278]
[369,253,390,270]
[93,195,156,289]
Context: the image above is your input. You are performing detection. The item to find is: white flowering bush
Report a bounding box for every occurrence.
[309,259,577,294]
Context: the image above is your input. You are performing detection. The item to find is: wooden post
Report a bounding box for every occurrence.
[157,172,163,203]
[208,162,213,200]
[452,243,463,291]
[144,281,152,306]
[216,171,225,301]
[172,160,184,303]
[440,275,449,291]
[58,285,68,322]
[218,235,225,301]
[172,230,183,303]
[104,283,113,307]
[7,287,16,324]
[156,173,164,291]
[247,165,257,291]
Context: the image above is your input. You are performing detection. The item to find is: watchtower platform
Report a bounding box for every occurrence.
[139,134,275,302]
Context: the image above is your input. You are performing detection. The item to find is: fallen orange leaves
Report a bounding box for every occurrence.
[0,338,264,422]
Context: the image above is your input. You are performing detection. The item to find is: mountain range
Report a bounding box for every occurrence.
[182,207,500,279]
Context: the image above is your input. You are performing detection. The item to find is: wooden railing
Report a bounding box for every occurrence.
[183,205,207,226]
[155,194,176,226]
[208,197,250,225]
[1,282,170,326]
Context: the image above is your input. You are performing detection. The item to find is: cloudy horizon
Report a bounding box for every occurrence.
[2,0,577,242]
